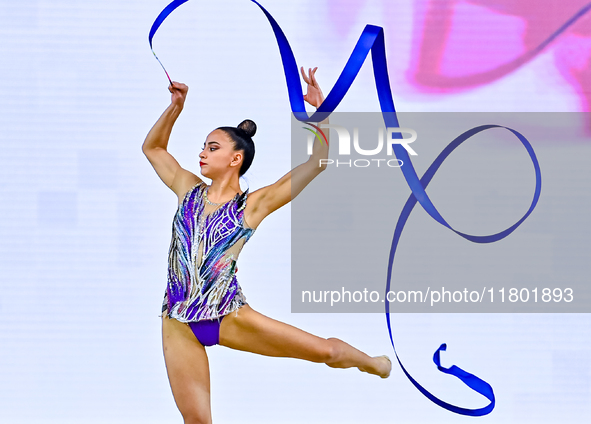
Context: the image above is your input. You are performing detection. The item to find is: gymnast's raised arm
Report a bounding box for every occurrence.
[142,82,203,200]
[246,66,330,227]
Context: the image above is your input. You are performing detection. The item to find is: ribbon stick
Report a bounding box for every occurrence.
[149,0,191,85]
[148,0,549,416]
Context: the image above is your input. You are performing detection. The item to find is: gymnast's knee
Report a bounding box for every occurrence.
[182,410,211,424]
[320,338,340,364]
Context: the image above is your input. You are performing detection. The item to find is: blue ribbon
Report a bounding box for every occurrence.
[149,0,191,84]
[149,0,547,416]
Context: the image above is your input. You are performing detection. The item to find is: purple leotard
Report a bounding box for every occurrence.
[161,181,255,345]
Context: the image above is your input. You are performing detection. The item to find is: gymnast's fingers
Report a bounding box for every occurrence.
[300,66,310,84]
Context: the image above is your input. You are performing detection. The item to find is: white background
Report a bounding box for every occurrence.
[0,1,589,423]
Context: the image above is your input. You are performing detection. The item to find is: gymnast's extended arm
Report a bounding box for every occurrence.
[142,82,203,198]
[246,67,329,224]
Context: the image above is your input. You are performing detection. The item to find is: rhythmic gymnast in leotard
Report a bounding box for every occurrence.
[142,66,392,424]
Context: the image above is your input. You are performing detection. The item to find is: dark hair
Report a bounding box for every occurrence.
[217,119,256,177]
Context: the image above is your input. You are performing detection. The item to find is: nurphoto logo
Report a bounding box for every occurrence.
[303,123,417,168]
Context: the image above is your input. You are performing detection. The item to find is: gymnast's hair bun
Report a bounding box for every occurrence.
[237,119,257,138]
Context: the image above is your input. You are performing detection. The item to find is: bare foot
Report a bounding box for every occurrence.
[359,355,392,378]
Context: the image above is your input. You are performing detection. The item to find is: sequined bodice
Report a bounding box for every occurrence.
[162,181,255,322]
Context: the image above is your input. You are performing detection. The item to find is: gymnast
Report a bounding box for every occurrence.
[142,66,392,424]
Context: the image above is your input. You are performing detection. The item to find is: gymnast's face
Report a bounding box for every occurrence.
[199,129,243,179]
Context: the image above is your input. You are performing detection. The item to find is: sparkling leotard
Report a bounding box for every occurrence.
[161,181,255,322]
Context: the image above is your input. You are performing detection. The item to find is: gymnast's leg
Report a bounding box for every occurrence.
[219,304,391,378]
[162,315,213,424]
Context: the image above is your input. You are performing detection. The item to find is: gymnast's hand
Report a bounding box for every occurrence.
[301,66,324,109]
[169,81,188,108]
